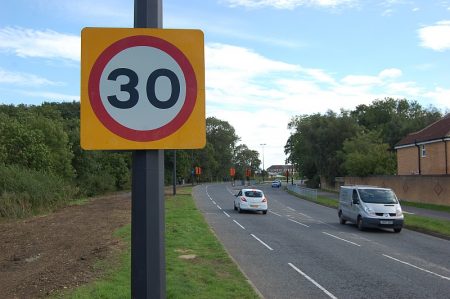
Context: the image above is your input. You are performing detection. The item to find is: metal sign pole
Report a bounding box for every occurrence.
[173,150,177,195]
[132,1,165,298]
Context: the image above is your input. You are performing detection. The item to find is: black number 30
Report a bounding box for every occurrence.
[107,68,180,109]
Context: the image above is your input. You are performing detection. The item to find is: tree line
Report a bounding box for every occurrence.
[285,98,443,188]
[0,102,259,218]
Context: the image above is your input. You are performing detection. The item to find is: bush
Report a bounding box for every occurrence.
[0,165,78,218]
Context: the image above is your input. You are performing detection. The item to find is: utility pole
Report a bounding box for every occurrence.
[260,143,266,183]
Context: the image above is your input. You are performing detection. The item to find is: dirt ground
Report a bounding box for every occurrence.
[0,192,132,299]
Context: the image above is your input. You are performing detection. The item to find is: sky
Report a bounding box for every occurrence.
[1,0,450,169]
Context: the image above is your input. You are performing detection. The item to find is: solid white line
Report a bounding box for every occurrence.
[212,201,216,205]
[233,220,246,230]
[288,218,310,227]
[287,206,296,211]
[322,232,361,247]
[223,211,230,218]
[251,234,274,251]
[288,263,337,299]
[402,211,415,215]
[269,211,282,217]
[217,205,222,210]
[382,254,450,281]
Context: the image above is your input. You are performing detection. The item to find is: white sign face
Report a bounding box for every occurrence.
[81,28,205,149]
[99,46,187,130]
[87,34,198,142]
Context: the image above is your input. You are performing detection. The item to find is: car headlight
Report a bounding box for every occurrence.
[396,208,403,216]
[363,206,376,216]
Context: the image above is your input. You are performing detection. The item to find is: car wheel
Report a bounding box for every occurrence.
[233,202,237,211]
[357,216,364,231]
[338,211,346,225]
[263,210,267,215]
[238,205,242,213]
[393,228,402,233]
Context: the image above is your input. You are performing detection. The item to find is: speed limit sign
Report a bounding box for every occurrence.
[81,28,205,149]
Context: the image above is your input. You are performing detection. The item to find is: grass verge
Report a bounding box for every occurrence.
[286,189,338,209]
[66,187,259,299]
[403,214,450,239]
[400,200,450,214]
[286,188,450,239]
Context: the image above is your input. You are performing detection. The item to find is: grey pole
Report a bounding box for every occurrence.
[132,1,165,298]
[260,143,266,183]
[173,150,177,195]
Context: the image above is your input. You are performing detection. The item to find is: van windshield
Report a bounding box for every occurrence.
[358,189,398,204]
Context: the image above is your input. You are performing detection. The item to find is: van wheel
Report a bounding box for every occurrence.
[393,228,402,233]
[338,211,346,225]
[357,217,364,231]
[263,210,267,215]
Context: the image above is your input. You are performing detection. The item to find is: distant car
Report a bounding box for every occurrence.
[271,180,282,188]
[234,188,268,214]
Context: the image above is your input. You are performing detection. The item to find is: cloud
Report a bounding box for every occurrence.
[418,20,450,51]
[0,68,62,87]
[204,43,450,165]
[425,87,450,110]
[223,0,356,9]
[20,90,79,102]
[341,75,381,86]
[379,68,402,78]
[341,68,402,86]
[0,27,80,61]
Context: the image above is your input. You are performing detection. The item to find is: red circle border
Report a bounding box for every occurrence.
[88,35,197,142]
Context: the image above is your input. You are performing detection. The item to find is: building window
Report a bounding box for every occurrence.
[421,145,426,157]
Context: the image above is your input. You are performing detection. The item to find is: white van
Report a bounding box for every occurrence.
[338,185,404,233]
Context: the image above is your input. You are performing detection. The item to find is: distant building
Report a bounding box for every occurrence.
[266,165,294,176]
[395,114,450,175]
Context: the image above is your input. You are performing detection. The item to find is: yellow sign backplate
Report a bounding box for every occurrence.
[81,27,205,149]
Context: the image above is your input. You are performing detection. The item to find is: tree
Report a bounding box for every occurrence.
[205,117,240,179]
[232,144,261,180]
[351,98,442,148]
[340,131,396,176]
[286,110,359,186]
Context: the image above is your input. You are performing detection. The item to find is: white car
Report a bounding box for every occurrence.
[271,180,282,188]
[234,188,268,214]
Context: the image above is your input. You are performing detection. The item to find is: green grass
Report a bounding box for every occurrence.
[400,200,450,214]
[66,187,259,299]
[67,197,90,206]
[403,214,450,238]
[286,189,338,209]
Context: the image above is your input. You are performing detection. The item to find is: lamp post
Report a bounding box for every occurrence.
[260,143,266,183]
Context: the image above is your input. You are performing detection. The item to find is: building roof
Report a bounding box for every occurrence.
[266,165,292,171]
[395,114,450,147]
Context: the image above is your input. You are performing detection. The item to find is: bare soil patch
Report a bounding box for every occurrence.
[0,192,131,299]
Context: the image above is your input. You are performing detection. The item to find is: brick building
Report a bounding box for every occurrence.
[395,114,450,175]
[266,165,293,176]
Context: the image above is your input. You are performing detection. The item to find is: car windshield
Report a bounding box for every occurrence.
[244,190,263,198]
[358,189,398,204]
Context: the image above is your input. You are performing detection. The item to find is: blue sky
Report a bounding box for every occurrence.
[1,0,450,168]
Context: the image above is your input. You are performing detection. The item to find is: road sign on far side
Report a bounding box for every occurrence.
[81,28,205,149]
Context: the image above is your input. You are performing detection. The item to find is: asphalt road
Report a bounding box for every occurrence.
[192,183,450,299]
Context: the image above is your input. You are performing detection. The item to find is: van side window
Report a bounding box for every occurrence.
[352,190,359,203]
